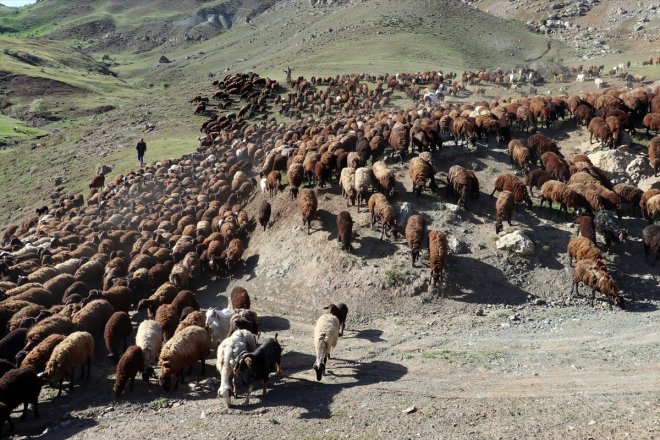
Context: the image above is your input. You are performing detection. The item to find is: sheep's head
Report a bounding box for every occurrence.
[495,221,503,234]
[614,295,626,310]
[159,372,176,392]
[217,385,232,407]
[618,229,627,242]
[313,361,325,381]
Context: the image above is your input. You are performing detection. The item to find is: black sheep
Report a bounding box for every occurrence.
[0,360,15,379]
[233,336,282,404]
[643,225,660,266]
[336,211,353,252]
[324,303,348,336]
[0,328,27,363]
[0,367,42,433]
[594,210,626,250]
[258,200,271,232]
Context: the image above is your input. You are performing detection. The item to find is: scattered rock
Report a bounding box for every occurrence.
[448,236,470,254]
[53,176,64,185]
[159,55,171,64]
[496,231,535,256]
[402,406,417,414]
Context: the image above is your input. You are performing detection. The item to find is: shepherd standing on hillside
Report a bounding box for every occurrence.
[136,138,147,167]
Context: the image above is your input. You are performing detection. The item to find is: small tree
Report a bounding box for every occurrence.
[29,98,47,116]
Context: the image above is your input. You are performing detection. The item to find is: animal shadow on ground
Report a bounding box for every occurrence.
[241,254,260,281]
[259,315,291,332]
[353,236,398,259]
[313,208,336,236]
[351,329,386,343]
[447,255,529,305]
[248,352,407,419]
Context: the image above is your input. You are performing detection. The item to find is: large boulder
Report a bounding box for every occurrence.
[625,157,655,184]
[496,231,535,256]
[588,149,635,177]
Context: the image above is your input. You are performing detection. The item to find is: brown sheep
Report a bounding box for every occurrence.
[408,157,435,195]
[339,167,357,207]
[574,104,593,127]
[649,136,659,175]
[643,225,660,265]
[174,311,206,334]
[587,117,613,148]
[18,333,65,373]
[448,165,479,208]
[297,189,318,235]
[336,211,353,252]
[266,170,282,197]
[113,345,143,396]
[230,287,250,311]
[495,191,514,234]
[405,214,426,266]
[605,116,623,148]
[104,311,132,363]
[541,152,570,182]
[567,236,602,266]
[25,315,75,350]
[225,238,245,274]
[640,189,660,220]
[89,174,105,190]
[155,304,180,343]
[540,180,591,216]
[524,168,553,197]
[158,326,211,391]
[287,163,304,200]
[372,161,396,196]
[72,299,114,338]
[137,282,178,319]
[508,139,535,171]
[43,331,95,396]
[575,215,597,244]
[613,183,643,217]
[491,173,532,207]
[643,113,660,136]
[570,260,624,309]
[428,230,448,286]
[368,193,398,240]
[389,123,410,162]
[646,194,660,224]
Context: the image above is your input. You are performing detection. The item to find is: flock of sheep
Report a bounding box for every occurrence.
[0,68,659,435]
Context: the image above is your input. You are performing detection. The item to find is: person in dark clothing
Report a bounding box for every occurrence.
[136,138,147,167]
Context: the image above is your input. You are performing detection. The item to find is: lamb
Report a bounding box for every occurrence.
[259,177,267,195]
[135,319,163,381]
[448,165,479,208]
[258,200,271,231]
[0,367,42,428]
[158,325,211,391]
[0,328,27,362]
[642,225,660,265]
[336,211,353,252]
[43,331,95,396]
[491,173,532,207]
[340,167,357,207]
[495,191,514,233]
[230,286,251,311]
[372,161,396,197]
[72,299,114,338]
[649,136,659,175]
[428,230,448,286]
[323,303,348,336]
[312,313,340,381]
[232,336,282,405]
[18,333,65,373]
[594,210,627,249]
[297,189,318,235]
[354,167,372,210]
[113,345,143,396]
[575,216,597,244]
[205,307,233,348]
[216,329,258,406]
[104,311,132,363]
[570,260,625,309]
[408,156,435,195]
[405,214,426,266]
[155,304,180,342]
[368,193,398,240]
[567,236,602,266]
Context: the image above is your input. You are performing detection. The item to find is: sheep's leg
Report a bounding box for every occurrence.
[86,357,91,379]
[129,374,135,392]
[69,373,74,393]
[200,358,206,376]
[245,384,252,405]
[591,288,596,307]
[21,401,28,420]
[262,380,268,396]
[57,378,63,397]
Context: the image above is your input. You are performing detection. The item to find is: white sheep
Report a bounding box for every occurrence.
[260,177,268,194]
[576,73,585,82]
[205,307,234,348]
[313,313,340,381]
[594,78,603,89]
[216,329,257,407]
[135,319,163,380]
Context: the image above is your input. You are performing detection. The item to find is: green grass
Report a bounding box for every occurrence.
[0,114,48,143]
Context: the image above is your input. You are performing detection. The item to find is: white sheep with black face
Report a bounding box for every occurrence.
[312,313,340,381]
[216,329,257,407]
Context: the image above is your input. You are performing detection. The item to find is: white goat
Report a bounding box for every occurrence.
[216,329,257,407]
[205,307,234,348]
[576,73,585,82]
